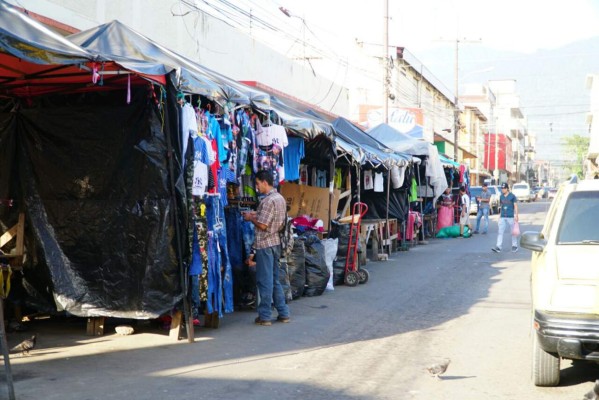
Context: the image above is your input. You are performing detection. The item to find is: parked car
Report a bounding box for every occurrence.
[520,178,599,386]
[468,186,498,215]
[512,182,532,202]
[548,187,558,199]
[537,187,549,199]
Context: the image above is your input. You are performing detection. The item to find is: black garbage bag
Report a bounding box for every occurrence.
[329,221,350,285]
[287,241,305,300]
[302,234,330,297]
[279,258,292,302]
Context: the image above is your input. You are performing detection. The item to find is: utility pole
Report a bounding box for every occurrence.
[453,39,459,162]
[383,0,389,124]
[438,37,481,162]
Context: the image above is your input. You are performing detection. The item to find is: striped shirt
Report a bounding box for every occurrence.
[255,189,286,249]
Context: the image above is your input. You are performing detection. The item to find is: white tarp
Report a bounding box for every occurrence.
[367,123,447,202]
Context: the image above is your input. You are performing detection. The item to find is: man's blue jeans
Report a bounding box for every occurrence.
[476,207,490,233]
[255,245,289,321]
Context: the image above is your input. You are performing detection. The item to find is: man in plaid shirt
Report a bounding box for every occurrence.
[242,170,290,326]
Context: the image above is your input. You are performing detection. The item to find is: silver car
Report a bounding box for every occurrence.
[512,182,532,202]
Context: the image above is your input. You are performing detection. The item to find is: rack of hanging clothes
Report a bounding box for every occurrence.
[182,94,239,327]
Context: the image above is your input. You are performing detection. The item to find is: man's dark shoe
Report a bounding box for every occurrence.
[254,317,272,326]
[491,246,501,253]
[277,316,290,323]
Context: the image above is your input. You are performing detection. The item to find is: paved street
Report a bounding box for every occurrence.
[4,200,599,400]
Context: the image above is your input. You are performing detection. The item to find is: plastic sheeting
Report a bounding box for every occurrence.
[360,176,409,222]
[332,117,409,168]
[0,0,92,65]
[287,241,306,300]
[302,235,330,297]
[0,87,184,318]
[321,238,338,291]
[328,221,350,286]
[69,20,270,108]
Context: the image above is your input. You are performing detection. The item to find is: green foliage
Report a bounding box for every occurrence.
[562,135,590,178]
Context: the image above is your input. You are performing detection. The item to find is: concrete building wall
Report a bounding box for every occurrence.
[488,80,527,182]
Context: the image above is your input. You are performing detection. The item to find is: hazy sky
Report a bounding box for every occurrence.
[281,0,599,54]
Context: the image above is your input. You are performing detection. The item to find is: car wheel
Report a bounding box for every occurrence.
[532,333,560,386]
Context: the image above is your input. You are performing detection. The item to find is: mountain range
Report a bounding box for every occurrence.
[411,36,599,162]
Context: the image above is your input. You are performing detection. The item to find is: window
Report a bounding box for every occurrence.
[556,191,599,244]
[513,184,528,190]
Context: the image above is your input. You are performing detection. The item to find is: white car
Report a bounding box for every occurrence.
[512,182,532,202]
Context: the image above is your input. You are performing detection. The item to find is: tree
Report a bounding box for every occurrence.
[562,134,590,178]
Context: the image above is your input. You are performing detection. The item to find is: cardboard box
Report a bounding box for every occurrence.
[280,183,340,229]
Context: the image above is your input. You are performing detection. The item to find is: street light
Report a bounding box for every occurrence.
[278,6,316,76]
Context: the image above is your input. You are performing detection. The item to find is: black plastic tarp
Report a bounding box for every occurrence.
[360,186,408,222]
[0,87,184,318]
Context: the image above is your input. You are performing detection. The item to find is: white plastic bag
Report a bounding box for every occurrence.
[321,238,339,291]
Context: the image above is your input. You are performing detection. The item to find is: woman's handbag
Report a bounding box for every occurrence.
[512,220,521,236]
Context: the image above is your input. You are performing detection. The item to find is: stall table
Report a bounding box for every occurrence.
[359,218,397,263]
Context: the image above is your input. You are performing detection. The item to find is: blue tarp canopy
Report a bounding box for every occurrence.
[367,123,431,156]
[439,154,461,168]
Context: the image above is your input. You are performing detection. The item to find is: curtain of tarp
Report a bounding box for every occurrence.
[0,112,17,205]
[4,85,184,318]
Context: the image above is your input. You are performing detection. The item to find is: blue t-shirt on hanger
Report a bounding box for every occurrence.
[284,136,305,181]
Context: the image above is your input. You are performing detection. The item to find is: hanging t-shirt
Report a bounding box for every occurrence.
[316,170,327,188]
[256,124,287,183]
[217,120,234,165]
[299,164,308,185]
[409,177,418,202]
[208,138,220,194]
[334,168,343,189]
[364,170,374,190]
[374,172,384,192]
[181,103,198,167]
[256,124,288,148]
[256,143,283,187]
[283,136,304,181]
[391,165,405,189]
[192,134,211,195]
[192,161,208,196]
